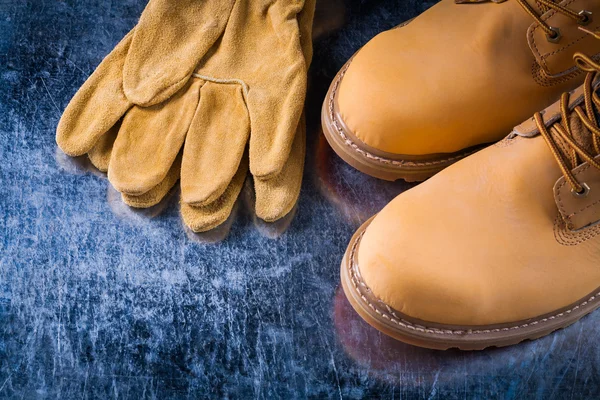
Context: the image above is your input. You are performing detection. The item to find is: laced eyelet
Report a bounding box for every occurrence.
[578,10,593,26]
[546,27,562,43]
[572,182,591,198]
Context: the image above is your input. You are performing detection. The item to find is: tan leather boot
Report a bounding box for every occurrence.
[340,41,600,350]
[322,0,600,182]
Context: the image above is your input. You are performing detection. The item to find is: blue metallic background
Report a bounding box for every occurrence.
[1,0,598,398]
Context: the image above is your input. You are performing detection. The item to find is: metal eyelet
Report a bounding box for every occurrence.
[572,182,591,198]
[578,10,593,26]
[546,27,562,43]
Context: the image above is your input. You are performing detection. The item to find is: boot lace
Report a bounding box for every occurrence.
[535,28,600,196]
[516,0,591,42]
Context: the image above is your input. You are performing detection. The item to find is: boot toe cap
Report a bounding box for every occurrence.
[356,213,491,327]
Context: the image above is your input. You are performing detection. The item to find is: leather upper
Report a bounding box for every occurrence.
[337,0,600,156]
[357,133,600,325]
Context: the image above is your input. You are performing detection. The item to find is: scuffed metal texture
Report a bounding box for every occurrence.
[0,0,598,398]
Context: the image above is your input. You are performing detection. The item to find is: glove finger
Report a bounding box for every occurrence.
[124,0,235,106]
[56,31,133,156]
[254,114,305,222]
[108,79,202,196]
[87,120,120,172]
[247,79,306,179]
[121,152,182,209]
[180,156,248,233]
[247,35,307,181]
[181,81,250,206]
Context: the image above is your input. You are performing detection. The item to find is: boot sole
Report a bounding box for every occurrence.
[321,59,489,182]
[340,217,600,350]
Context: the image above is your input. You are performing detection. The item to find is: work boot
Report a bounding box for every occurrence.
[340,34,600,350]
[322,0,600,181]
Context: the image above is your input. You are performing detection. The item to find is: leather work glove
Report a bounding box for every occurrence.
[57,0,315,232]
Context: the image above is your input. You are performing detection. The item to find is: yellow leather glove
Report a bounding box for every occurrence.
[57,0,315,232]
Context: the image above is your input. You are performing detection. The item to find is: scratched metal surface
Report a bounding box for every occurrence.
[1,0,599,398]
